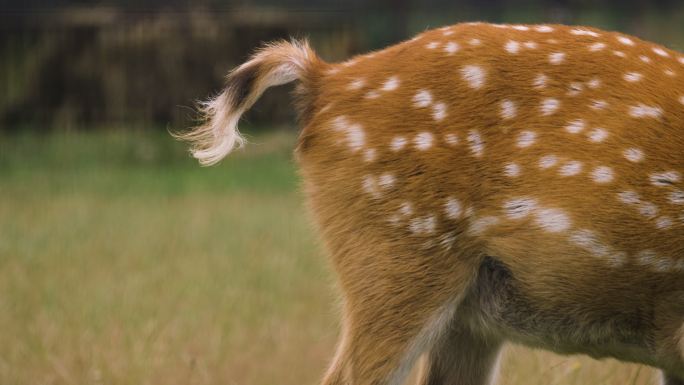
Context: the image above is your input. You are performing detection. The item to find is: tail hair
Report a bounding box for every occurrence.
[174,39,318,165]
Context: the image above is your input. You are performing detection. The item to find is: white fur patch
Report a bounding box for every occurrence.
[629,104,663,118]
[517,131,537,148]
[569,229,625,266]
[505,40,520,54]
[524,41,538,49]
[410,215,437,235]
[539,155,558,169]
[333,116,365,152]
[512,25,529,31]
[613,50,626,58]
[461,65,487,89]
[382,76,400,91]
[347,78,366,90]
[432,102,448,121]
[425,41,439,49]
[535,25,554,33]
[587,128,609,143]
[540,98,560,115]
[623,72,643,82]
[468,216,500,235]
[413,90,433,108]
[587,78,601,89]
[650,171,681,186]
[504,162,521,177]
[668,190,684,205]
[618,190,641,205]
[590,100,608,110]
[549,52,566,64]
[623,148,644,162]
[589,42,606,51]
[656,216,673,229]
[363,148,377,162]
[652,47,670,57]
[467,130,484,157]
[565,119,585,134]
[534,208,571,233]
[534,73,548,89]
[444,133,458,146]
[414,132,434,150]
[638,202,659,219]
[378,173,396,189]
[444,198,462,220]
[570,28,600,37]
[444,41,460,55]
[390,136,407,152]
[640,55,652,63]
[591,166,614,183]
[559,160,583,176]
[617,36,635,45]
[500,99,517,119]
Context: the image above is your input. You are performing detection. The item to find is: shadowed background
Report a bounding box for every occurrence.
[1,1,683,384]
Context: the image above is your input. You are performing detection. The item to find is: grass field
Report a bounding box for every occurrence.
[0,130,659,385]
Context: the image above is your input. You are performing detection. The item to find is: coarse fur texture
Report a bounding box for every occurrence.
[178,22,684,384]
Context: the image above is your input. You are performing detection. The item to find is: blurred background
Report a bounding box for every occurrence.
[1,1,682,384]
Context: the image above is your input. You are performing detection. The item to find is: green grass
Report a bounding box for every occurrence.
[0,130,657,384]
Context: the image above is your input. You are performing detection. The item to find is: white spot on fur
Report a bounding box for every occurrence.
[524,41,538,49]
[587,78,601,89]
[656,216,673,229]
[650,171,681,186]
[469,38,482,46]
[432,102,447,121]
[567,82,584,96]
[444,198,462,220]
[589,42,606,51]
[559,161,583,176]
[623,148,644,162]
[618,191,640,205]
[400,202,413,216]
[569,229,625,266]
[623,72,643,82]
[413,90,433,108]
[652,47,670,57]
[640,55,652,63]
[617,36,635,46]
[517,131,536,148]
[504,162,521,177]
[565,119,585,134]
[500,100,517,120]
[613,50,626,57]
[467,130,484,157]
[426,41,439,49]
[535,25,554,33]
[469,216,500,235]
[590,100,608,110]
[505,40,520,54]
[540,98,560,115]
[362,175,380,198]
[444,133,458,146]
[535,208,571,232]
[588,128,609,143]
[414,132,434,150]
[378,173,395,189]
[571,28,600,37]
[442,29,454,36]
[534,74,548,89]
[382,76,400,91]
[410,215,436,235]
[669,190,684,205]
[629,104,662,118]
[591,166,614,183]
[347,78,366,90]
[638,202,659,219]
[461,65,486,89]
[665,69,676,77]
[504,198,538,219]
[512,25,529,31]
[363,148,377,162]
[444,41,460,55]
[333,116,365,152]
[636,250,674,272]
[549,52,566,64]
[365,91,380,99]
[539,155,558,169]
[391,136,407,152]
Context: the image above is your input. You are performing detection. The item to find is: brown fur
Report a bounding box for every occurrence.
[179,23,684,384]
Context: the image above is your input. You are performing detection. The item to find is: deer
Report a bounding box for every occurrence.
[176,22,684,385]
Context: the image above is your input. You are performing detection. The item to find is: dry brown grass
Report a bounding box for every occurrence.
[0,131,659,384]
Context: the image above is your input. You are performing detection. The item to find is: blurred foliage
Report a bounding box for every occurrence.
[0,0,683,131]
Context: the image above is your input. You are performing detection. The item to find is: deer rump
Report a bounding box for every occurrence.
[178,22,684,385]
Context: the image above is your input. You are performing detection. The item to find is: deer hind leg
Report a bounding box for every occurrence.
[417,324,503,385]
[320,245,480,385]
